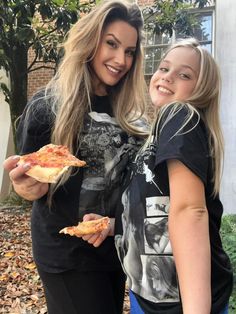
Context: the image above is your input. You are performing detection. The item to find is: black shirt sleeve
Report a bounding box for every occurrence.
[16,90,54,154]
[155,103,209,185]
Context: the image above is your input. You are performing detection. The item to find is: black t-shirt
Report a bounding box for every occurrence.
[115,103,233,314]
[17,90,145,273]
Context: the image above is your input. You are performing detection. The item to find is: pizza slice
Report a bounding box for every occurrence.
[59,217,110,237]
[18,144,86,183]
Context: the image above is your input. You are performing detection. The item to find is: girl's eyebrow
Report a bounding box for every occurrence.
[162,59,198,75]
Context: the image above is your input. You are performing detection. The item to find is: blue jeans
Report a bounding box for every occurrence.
[129,290,144,314]
[129,290,229,314]
[220,304,229,314]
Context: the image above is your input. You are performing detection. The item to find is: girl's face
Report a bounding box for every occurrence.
[149,47,200,108]
[91,20,138,96]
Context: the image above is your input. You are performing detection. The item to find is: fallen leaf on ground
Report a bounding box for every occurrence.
[0,206,130,313]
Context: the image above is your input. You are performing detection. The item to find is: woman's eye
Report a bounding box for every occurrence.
[126,50,135,57]
[107,40,116,48]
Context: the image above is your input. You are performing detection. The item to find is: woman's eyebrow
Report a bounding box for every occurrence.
[106,33,121,44]
[105,33,136,49]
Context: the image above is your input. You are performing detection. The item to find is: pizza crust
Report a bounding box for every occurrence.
[59,217,110,237]
[18,144,86,183]
[18,160,69,183]
[27,164,69,183]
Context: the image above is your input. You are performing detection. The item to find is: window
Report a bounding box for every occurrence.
[144,32,172,76]
[144,9,214,75]
[190,11,213,52]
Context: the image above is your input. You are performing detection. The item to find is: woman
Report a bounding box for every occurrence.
[3,1,148,313]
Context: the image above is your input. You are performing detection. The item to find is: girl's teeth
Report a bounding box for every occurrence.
[159,86,172,94]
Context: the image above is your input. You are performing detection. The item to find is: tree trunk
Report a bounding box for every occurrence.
[9,43,28,151]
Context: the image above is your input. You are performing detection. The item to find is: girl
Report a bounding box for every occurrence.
[3,1,148,313]
[114,38,233,314]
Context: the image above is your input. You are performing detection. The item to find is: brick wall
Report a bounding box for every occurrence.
[138,0,153,6]
[28,49,55,100]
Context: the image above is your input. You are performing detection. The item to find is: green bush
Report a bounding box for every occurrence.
[220,214,236,313]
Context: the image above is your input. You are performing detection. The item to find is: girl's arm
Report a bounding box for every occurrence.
[167,159,211,314]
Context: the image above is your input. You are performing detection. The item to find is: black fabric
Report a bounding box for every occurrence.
[38,267,126,314]
[155,105,209,184]
[17,90,54,153]
[115,103,233,314]
[17,91,144,273]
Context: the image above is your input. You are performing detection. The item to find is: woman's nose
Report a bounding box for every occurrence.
[114,50,125,66]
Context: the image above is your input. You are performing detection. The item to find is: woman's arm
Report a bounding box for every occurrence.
[167,159,211,314]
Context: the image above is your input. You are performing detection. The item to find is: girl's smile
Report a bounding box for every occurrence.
[149,46,200,108]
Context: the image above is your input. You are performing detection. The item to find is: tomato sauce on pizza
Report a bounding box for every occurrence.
[19,144,86,183]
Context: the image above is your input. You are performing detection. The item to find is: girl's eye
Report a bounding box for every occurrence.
[179,73,191,79]
[159,67,168,72]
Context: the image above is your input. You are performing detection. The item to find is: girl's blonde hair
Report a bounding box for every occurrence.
[150,38,224,196]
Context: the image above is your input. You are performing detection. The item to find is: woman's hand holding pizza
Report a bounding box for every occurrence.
[81,214,115,248]
[3,155,49,201]
[3,144,86,201]
[59,214,115,248]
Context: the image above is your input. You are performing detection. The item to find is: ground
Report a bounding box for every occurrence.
[0,205,130,314]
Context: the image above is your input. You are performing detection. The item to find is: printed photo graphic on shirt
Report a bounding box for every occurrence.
[78,112,142,217]
[135,144,163,195]
[144,217,172,254]
[116,225,144,295]
[89,111,117,125]
[146,196,169,216]
[140,255,179,303]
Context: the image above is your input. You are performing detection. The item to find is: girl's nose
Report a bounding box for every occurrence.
[162,73,173,83]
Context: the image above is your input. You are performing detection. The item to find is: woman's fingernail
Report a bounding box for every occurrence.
[22,163,31,170]
[11,155,20,160]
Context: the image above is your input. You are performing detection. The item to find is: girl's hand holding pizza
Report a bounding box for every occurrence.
[3,155,49,201]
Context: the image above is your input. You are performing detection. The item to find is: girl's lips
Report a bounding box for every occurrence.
[157,85,173,95]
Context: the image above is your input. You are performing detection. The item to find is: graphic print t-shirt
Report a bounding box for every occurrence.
[78,95,145,219]
[115,103,233,314]
[17,93,147,272]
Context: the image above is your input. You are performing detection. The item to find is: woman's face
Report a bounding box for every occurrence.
[149,47,200,108]
[91,20,138,95]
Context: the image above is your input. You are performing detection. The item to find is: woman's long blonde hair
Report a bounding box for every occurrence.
[149,38,224,196]
[41,0,148,201]
[46,0,148,151]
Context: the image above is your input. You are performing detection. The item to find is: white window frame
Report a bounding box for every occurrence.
[143,6,215,76]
